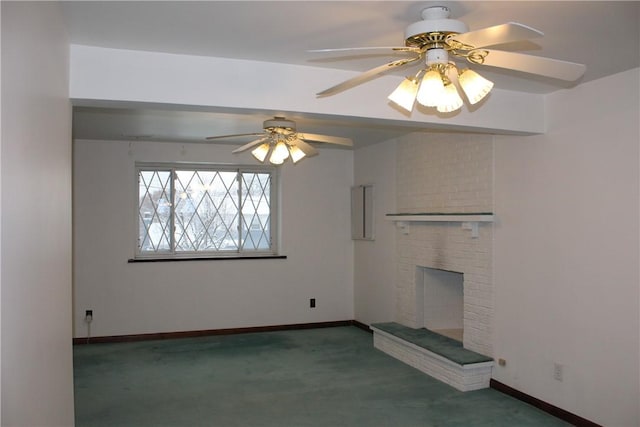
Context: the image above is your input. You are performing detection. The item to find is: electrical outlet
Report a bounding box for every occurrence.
[85,309,93,323]
[310,298,316,308]
[553,362,563,382]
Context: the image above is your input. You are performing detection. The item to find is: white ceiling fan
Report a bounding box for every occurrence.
[312,5,586,113]
[205,116,353,165]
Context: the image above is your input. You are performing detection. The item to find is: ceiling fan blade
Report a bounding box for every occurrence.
[316,56,422,97]
[309,46,421,54]
[298,133,353,147]
[478,49,586,81]
[293,138,319,157]
[451,22,543,48]
[205,132,264,140]
[231,137,270,154]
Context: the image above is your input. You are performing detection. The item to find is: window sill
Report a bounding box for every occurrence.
[128,255,287,263]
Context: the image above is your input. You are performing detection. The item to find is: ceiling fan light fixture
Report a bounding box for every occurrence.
[209,116,352,165]
[269,152,285,165]
[416,69,445,107]
[437,83,464,113]
[388,77,419,112]
[313,7,586,116]
[458,69,494,104]
[251,142,271,162]
[288,144,307,164]
[269,140,290,164]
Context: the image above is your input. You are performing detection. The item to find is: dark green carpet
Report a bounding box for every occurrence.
[371,322,493,365]
[74,326,569,427]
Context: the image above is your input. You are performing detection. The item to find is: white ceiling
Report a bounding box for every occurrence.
[63,1,640,147]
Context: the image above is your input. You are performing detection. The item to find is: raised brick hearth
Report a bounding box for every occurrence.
[372,323,494,391]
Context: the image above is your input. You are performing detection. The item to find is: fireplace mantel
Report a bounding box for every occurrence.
[386,213,494,222]
[386,213,494,238]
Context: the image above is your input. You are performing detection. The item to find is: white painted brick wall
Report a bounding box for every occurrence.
[397,133,493,213]
[395,132,494,356]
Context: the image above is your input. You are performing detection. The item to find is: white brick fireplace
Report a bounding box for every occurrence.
[393,133,494,357]
[394,220,493,356]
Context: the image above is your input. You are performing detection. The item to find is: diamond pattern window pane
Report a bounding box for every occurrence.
[174,170,239,252]
[137,165,274,256]
[240,172,271,250]
[138,170,172,252]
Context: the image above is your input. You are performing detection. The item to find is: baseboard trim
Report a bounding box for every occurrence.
[351,320,372,333]
[490,379,601,427]
[73,320,356,345]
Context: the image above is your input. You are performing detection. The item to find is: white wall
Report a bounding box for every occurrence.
[73,140,353,337]
[353,140,396,325]
[1,2,75,426]
[493,68,640,427]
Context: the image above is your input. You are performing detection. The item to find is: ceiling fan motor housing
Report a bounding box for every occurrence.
[404,6,468,47]
[263,117,296,133]
[426,48,448,64]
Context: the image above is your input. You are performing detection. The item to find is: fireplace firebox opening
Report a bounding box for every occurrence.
[415,266,464,342]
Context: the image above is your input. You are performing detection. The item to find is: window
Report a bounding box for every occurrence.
[136,163,277,259]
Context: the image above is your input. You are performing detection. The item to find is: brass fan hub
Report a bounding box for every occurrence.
[404,31,458,50]
[263,117,296,135]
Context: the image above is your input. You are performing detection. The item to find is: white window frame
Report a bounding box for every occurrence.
[135,162,279,260]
